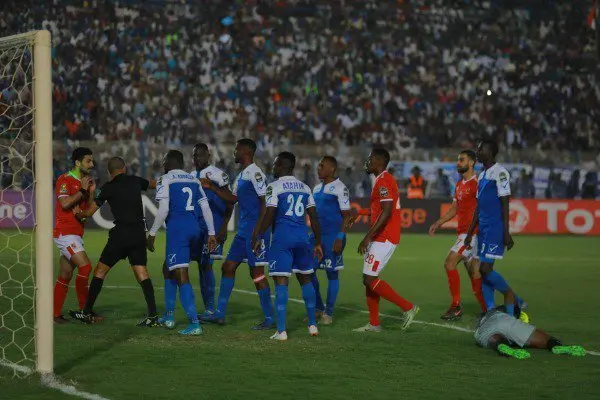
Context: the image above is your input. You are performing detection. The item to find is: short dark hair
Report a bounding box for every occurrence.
[107,157,126,173]
[71,147,93,163]
[322,155,338,171]
[481,140,499,157]
[194,142,209,152]
[372,148,390,166]
[278,151,296,170]
[237,138,257,153]
[165,149,184,169]
[460,149,477,162]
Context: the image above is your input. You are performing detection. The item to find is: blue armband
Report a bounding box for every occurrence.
[336,232,345,240]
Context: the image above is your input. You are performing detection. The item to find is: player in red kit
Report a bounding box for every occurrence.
[53,147,97,324]
[429,150,486,320]
[347,148,419,332]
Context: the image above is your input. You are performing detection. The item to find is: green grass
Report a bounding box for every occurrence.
[1,231,600,399]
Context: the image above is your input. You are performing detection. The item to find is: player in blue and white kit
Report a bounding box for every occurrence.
[310,156,352,325]
[199,139,275,329]
[253,151,323,341]
[465,141,525,318]
[191,143,234,319]
[147,150,217,335]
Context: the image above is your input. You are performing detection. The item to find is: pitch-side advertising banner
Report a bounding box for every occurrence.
[2,191,599,235]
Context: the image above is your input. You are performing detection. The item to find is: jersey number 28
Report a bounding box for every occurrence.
[285,194,304,217]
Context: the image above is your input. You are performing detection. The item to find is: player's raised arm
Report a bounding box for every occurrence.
[57,175,93,210]
[430,200,457,235]
[496,168,514,250]
[201,178,238,204]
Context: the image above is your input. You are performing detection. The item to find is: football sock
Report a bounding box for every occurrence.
[75,264,91,310]
[547,337,563,351]
[470,277,487,312]
[179,283,198,324]
[275,284,288,333]
[257,286,274,322]
[369,279,413,312]
[200,267,216,312]
[481,279,495,310]
[365,286,380,326]
[198,269,207,308]
[505,303,515,317]
[446,269,461,307]
[486,271,510,292]
[140,279,157,316]
[216,277,235,319]
[53,276,71,317]
[311,273,325,312]
[164,278,178,315]
[515,294,524,307]
[325,270,339,316]
[84,276,103,313]
[301,282,317,326]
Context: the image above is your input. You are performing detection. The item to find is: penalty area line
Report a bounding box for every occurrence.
[0,360,111,400]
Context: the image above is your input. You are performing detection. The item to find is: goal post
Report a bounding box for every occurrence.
[0,30,53,375]
[33,29,54,375]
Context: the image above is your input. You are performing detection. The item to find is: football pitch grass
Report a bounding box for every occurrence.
[1,231,600,399]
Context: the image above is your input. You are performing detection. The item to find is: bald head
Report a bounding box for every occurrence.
[107,157,126,176]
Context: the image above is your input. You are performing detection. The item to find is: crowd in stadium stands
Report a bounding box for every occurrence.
[1,0,599,153]
[1,0,599,197]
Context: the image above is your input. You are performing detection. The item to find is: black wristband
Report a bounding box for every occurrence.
[79,188,89,195]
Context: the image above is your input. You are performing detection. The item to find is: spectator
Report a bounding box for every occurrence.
[432,168,451,198]
[545,172,568,199]
[514,170,536,199]
[581,172,598,199]
[567,170,581,199]
[406,166,426,199]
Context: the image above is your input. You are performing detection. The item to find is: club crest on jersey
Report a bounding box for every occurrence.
[59,183,68,194]
[499,171,508,183]
[379,187,389,197]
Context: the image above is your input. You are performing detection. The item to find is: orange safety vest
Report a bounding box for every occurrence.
[407,175,424,199]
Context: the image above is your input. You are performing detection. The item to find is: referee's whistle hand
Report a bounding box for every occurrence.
[146,235,156,252]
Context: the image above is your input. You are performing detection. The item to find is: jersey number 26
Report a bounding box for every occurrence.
[285,194,304,217]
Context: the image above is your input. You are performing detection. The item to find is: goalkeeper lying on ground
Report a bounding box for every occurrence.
[475,307,586,359]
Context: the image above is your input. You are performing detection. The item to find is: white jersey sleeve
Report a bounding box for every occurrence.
[336,181,351,211]
[202,166,230,188]
[495,165,511,197]
[232,173,241,196]
[265,182,280,207]
[155,174,170,202]
[250,168,267,196]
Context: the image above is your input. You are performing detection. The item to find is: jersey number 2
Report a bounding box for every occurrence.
[182,187,195,211]
[285,194,304,217]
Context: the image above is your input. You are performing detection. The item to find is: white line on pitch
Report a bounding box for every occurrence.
[0,360,111,400]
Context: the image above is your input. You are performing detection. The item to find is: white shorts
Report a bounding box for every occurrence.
[53,234,85,261]
[449,234,478,261]
[362,240,397,277]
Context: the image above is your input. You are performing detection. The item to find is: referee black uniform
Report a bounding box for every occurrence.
[95,174,150,268]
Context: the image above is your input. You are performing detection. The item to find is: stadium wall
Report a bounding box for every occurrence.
[2,191,599,235]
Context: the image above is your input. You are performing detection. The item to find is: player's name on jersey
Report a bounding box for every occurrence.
[282,181,305,190]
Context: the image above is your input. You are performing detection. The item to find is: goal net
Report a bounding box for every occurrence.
[0,31,53,376]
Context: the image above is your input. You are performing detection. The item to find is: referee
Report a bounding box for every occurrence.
[71,156,159,326]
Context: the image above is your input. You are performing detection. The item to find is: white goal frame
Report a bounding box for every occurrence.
[30,30,53,374]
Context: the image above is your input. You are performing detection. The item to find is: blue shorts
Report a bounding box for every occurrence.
[310,233,345,271]
[477,226,504,264]
[166,225,201,271]
[191,228,214,265]
[225,233,270,267]
[268,237,314,277]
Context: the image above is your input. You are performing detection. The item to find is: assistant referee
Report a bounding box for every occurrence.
[71,156,159,326]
